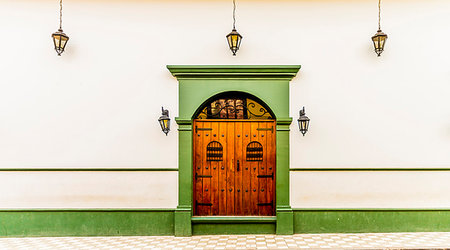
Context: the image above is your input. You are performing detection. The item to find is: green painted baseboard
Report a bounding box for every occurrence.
[293,209,450,233]
[193,223,276,235]
[0,209,174,237]
[1,209,449,237]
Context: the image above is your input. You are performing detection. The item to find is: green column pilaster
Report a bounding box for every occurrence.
[276,119,294,235]
[174,120,193,236]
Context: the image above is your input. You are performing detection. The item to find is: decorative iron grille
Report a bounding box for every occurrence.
[197,98,272,119]
[246,141,263,161]
[206,141,223,161]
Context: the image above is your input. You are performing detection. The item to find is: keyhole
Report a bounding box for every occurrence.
[237,189,240,192]
[221,167,224,170]
[261,134,265,137]
[221,189,224,192]
[205,189,208,191]
[261,189,264,192]
[206,166,208,169]
[213,167,216,170]
[253,189,256,192]
[213,134,216,137]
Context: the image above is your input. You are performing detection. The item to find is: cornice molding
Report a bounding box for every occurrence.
[167,65,301,79]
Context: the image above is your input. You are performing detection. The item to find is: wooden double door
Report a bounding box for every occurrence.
[193,120,276,216]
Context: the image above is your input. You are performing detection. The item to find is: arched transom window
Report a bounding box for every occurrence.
[196,93,274,119]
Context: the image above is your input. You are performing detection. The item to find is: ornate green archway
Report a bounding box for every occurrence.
[167,65,301,236]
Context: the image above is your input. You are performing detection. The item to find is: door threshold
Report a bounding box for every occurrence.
[191,216,276,224]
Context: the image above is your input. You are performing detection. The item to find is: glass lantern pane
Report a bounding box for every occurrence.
[231,35,238,47]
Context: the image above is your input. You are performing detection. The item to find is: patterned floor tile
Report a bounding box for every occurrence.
[0,232,450,249]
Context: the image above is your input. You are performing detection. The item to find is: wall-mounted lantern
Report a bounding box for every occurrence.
[226,0,242,56]
[297,107,310,136]
[52,0,69,56]
[372,0,388,57]
[158,107,170,136]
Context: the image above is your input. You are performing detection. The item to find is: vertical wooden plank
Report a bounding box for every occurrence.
[210,122,220,215]
[234,121,243,215]
[218,121,227,215]
[226,121,235,215]
[242,121,252,215]
[193,121,203,215]
[202,121,212,215]
[258,121,268,215]
[250,122,259,215]
[266,120,276,216]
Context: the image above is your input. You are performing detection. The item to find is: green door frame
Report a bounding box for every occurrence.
[167,65,301,236]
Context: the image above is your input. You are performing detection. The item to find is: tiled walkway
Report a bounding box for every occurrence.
[0,232,449,249]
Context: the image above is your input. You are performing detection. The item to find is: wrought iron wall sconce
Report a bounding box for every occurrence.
[158,107,170,136]
[297,107,310,136]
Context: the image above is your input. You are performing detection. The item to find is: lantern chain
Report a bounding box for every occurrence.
[59,0,63,30]
[378,0,381,30]
[232,0,236,30]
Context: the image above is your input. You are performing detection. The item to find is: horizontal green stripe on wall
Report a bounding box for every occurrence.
[0,209,175,237]
[0,168,178,171]
[293,209,450,233]
[290,168,450,171]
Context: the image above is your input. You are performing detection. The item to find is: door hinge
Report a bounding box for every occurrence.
[195,173,212,179]
[257,202,273,206]
[196,202,212,206]
[195,126,212,133]
[257,173,274,179]
[256,126,273,132]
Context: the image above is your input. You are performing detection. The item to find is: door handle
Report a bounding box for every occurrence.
[237,160,240,171]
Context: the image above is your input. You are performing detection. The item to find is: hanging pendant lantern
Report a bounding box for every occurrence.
[52,29,69,56]
[52,0,69,56]
[226,29,242,56]
[226,0,242,56]
[372,30,387,57]
[372,0,387,57]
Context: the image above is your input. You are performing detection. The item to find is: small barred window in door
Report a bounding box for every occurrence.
[206,141,223,161]
[246,141,263,161]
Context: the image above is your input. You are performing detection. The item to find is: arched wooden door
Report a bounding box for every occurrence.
[193,94,276,216]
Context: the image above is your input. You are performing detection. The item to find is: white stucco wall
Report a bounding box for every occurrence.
[0,0,449,208]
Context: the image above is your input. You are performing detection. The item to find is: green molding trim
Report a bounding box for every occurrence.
[293,208,450,211]
[276,118,293,125]
[0,209,174,237]
[167,65,301,79]
[290,168,450,171]
[191,216,276,224]
[293,209,450,233]
[0,208,175,212]
[0,168,178,171]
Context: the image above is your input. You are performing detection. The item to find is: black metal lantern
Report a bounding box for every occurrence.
[52,29,69,56]
[372,0,388,57]
[226,29,242,56]
[297,107,310,136]
[226,0,242,56]
[372,30,387,57]
[158,107,170,136]
[52,0,69,56]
